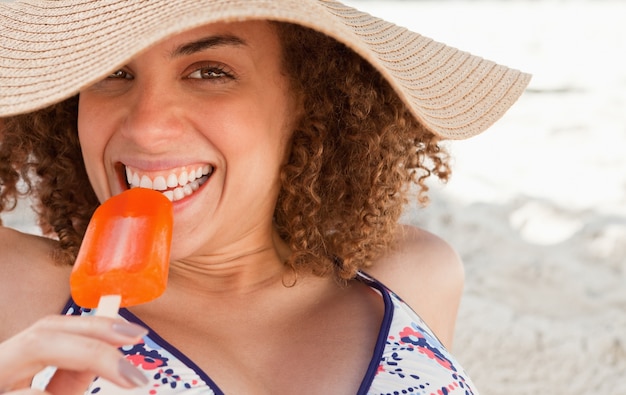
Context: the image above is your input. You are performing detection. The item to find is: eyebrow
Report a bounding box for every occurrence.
[171,35,248,58]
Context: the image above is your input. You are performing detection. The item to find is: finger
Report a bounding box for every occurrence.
[45,358,149,394]
[25,337,138,381]
[44,370,94,395]
[1,336,120,389]
[26,315,148,345]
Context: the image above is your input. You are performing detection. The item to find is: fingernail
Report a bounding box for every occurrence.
[112,321,149,338]
[118,358,149,387]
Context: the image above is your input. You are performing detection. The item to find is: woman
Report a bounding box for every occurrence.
[0,1,530,394]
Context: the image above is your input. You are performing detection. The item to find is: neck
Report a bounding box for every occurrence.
[166,230,294,297]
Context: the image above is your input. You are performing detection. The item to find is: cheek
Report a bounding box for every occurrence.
[77,96,112,155]
[77,96,113,199]
[211,110,288,196]
[206,104,274,156]
[77,107,98,167]
[77,96,95,147]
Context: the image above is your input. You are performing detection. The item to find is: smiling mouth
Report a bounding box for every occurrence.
[125,164,214,202]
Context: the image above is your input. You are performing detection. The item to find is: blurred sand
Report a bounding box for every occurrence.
[3,1,626,394]
[352,1,626,394]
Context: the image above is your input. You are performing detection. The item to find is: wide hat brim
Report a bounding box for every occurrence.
[0,0,530,140]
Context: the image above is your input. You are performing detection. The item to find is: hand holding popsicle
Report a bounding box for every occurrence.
[0,316,150,394]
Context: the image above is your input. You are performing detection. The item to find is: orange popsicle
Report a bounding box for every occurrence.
[70,188,173,311]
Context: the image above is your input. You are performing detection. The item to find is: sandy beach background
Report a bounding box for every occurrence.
[3,1,625,394]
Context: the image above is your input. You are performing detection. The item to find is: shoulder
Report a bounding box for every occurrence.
[0,227,71,341]
[366,224,464,349]
[367,224,464,293]
[0,226,62,268]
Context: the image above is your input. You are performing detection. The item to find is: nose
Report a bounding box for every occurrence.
[120,84,185,151]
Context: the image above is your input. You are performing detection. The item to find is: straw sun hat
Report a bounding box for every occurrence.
[0,0,530,140]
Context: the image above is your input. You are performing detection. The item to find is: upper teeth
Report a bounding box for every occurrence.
[125,165,213,202]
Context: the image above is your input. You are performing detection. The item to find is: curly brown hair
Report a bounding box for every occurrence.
[0,22,450,280]
[0,96,99,264]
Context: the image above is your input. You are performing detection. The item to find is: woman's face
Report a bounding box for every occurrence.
[78,21,298,259]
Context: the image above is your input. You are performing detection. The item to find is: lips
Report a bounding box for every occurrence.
[125,164,213,202]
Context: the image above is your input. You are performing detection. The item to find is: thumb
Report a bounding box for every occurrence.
[1,390,50,395]
[43,370,95,395]
[43,358,148,394]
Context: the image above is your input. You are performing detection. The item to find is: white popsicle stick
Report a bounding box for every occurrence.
[95,294,122,317]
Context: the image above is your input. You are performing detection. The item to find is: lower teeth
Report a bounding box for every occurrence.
[160,175,208,202]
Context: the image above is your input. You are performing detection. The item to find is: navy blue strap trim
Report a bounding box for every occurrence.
[118,308,225,395]
[356,272,394,394]
[60,297,79,315]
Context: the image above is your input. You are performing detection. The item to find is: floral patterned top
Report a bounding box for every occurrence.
[33,272,478,394]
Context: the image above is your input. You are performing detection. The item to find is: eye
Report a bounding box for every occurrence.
[86,68,133,91]
[187,65,234,82]
[107,69,133,80]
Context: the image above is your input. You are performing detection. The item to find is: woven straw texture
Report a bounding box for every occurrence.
[0,0,531,139]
